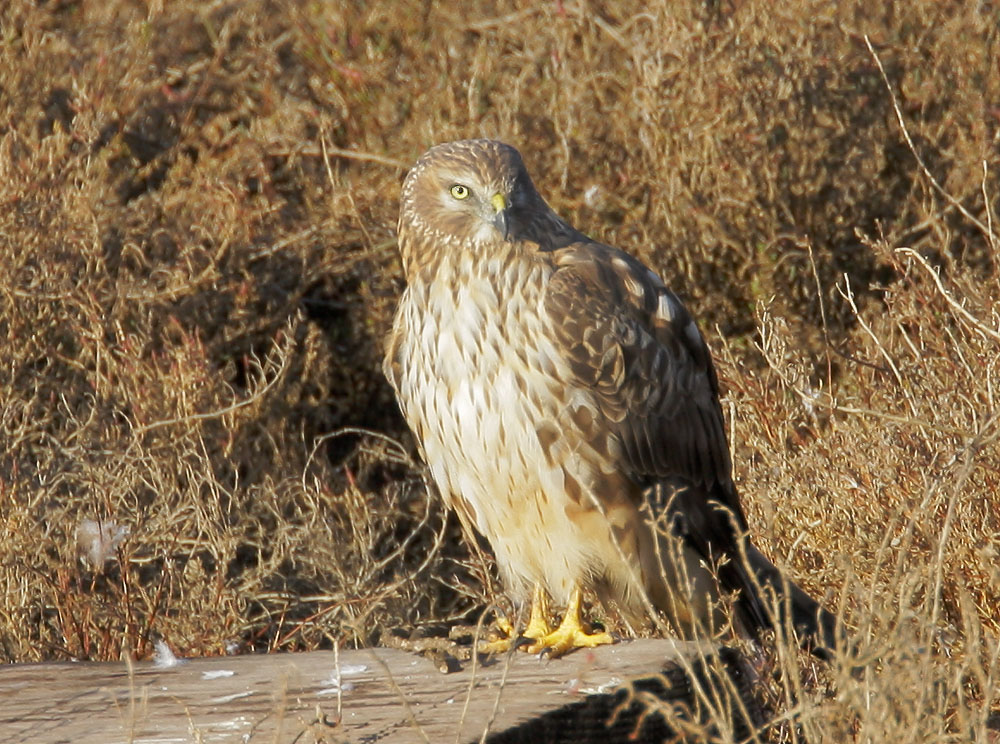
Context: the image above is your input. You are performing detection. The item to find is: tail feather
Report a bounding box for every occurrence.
[740,541,839,658]
[644,479,839,659]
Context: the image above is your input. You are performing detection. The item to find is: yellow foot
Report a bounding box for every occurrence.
[479,614,522,655]
[479,584,551,655]
[479,584,613,658]
[522,586,613,658]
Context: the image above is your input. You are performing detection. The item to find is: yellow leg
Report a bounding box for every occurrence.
[480,583,549,655]
[522,583,551,642]
[480,584,613,658]
[523,586,613,657]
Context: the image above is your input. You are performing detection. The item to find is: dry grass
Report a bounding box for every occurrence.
[1,0,998,740]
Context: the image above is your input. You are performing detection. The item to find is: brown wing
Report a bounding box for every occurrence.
[544,241,780,634]
[543,241,747,532]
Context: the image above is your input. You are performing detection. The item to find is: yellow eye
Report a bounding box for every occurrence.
[450,184,470,200]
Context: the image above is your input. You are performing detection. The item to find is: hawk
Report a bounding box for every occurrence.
[384,139,836,656]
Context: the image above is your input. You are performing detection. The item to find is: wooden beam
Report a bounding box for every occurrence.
[0,639,760,743]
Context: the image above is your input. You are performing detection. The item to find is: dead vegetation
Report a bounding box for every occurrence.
[1,0,998,740]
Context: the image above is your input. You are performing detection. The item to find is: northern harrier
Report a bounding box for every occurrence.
[385,139,836,656]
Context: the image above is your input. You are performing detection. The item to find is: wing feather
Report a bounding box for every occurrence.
[543,241,747,530]
[540,241,776,629]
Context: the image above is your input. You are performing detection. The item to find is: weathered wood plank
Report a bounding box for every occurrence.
[0,639,724,743]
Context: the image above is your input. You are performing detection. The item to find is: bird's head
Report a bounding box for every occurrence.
[398,139,540,253]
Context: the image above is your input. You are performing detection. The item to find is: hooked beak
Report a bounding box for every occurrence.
[491,192,511,240]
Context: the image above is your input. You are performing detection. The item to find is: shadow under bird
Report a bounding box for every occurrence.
[384,138,838,658]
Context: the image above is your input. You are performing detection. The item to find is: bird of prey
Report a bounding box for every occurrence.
[384,138,836,657]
